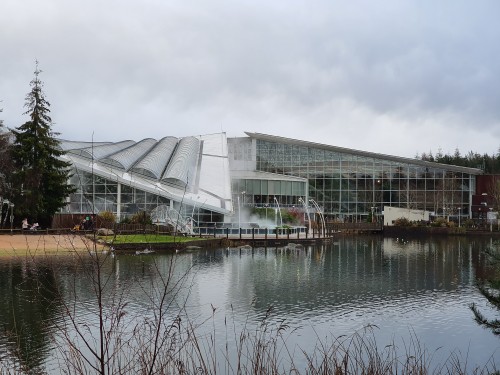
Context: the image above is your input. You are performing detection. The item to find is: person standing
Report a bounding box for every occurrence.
[88,215,94,230]
[22,218,29,231]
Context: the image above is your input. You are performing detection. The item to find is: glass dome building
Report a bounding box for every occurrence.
[57,131,482,226]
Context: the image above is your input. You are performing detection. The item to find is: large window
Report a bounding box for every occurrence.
[67,169,169,218]
[255,140,474,219]
[231,178,306,207]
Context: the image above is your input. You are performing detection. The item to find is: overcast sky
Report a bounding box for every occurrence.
[1,0,499,158]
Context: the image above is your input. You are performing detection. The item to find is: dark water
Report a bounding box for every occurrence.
[0,236,499,373]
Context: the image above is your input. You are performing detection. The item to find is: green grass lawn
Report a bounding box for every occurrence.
[103,234,210,244]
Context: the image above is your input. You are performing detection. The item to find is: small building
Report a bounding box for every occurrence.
[383,206,430,226]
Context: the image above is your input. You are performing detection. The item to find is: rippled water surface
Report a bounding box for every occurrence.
[1,236,499,372]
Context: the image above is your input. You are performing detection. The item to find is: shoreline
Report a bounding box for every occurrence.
[0,233,104,256]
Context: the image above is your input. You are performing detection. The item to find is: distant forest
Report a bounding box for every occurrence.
[417,148,500,174]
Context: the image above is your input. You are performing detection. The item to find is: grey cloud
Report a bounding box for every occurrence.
[1,0,499,156]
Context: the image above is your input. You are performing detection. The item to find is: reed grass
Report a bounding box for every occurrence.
[1,240,498,375]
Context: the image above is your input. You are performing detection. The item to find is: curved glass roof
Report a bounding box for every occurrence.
[130,136,178,179]
[62,137,202,184]
[67,140,136,160]
[100,138,157,170]
[162,136,200,187]
[59,132,232,214]
[58,140,111,151]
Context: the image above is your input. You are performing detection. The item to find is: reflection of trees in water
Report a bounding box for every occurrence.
[0,259,61,372]
[0,238,496,372]
[0,254,171,372]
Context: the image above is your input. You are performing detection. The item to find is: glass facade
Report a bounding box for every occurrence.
[62,134,480,225]
[231,179,306,206]
[67,169,169,216]
[66,169,224,224]
[255,139,476,221]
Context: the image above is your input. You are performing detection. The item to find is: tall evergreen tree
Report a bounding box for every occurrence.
[10,61,75,227]
[0,106,14,201]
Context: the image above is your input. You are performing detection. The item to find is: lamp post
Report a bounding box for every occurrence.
[238,191,246,229]
[237,195,241,229]
[1,198,10,228]
[9,203,14,233]
[0,197,3,228]
[457,207,461,227]
[489,207,493,232]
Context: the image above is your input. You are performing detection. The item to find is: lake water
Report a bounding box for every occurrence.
[0,236,499,373]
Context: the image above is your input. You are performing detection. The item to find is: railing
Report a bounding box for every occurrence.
[196,226,308,236]
[327,222,383,232]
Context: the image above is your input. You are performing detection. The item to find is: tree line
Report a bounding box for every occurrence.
[418,148,500,173]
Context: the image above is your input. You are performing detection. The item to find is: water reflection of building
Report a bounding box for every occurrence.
[56,132,483,226]
[222,238,487,315]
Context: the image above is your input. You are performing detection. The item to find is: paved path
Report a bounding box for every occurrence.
[0,233,97,254]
